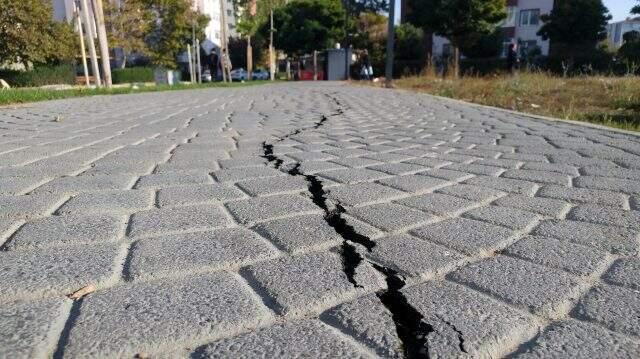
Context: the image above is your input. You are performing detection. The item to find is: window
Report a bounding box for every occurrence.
[501,6,517,27]
[227,10,232,16]
[520,9,540,26]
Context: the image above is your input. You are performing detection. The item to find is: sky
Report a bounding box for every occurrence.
[605,0,636,22]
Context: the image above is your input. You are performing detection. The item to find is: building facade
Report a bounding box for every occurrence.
[432,0,555,58]
[607,17,640,48]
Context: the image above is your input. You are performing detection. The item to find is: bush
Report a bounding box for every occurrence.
[111,67,154,84]
[0,64,75,87]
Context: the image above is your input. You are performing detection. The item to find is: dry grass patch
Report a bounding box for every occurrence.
[386,73,640,132]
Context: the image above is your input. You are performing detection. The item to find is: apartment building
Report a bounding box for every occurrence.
[432,0,555,58]
[607,17,640,48]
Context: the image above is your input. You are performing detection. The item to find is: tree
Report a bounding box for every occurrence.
[267,0,345,57]
[0,0,76,66]
[395,23,426,74]
[537,0,611,61]
[460,28,503,59]
[405,0,506,76]
[619,31,640,68]
[346,0,388,16]
[104,0,152,68]
[143,0,209,69]
[633,0,640,14]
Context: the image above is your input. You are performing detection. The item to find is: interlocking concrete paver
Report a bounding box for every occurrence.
[572,284,640,337]
[2,83,639,356]
[62,272,271,357]
[449,256,584,317]
[5,214,126,250]
[0,243,124,302]
[514,319,640,358]
[193,320,371,358]
[0,298,70,358]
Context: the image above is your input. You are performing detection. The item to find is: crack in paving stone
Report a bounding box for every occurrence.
[260,113,441,359]
[436,316,467,354]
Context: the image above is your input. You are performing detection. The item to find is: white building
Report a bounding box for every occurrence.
[607,17,640,48]
[432,0,555,58]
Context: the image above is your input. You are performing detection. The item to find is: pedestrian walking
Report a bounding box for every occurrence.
[360,50,373,80]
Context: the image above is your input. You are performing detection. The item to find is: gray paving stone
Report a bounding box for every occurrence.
[514,319,640,358]
[581,166,640,180]
[446,162,505,176]
[84,161,157,176]
[0,298,70,358]
[493,194,571,217]
[602,258,640,290]
[236,175,311,196]
[397,193,479,216]
[404,157,452,168]
[420,168,475,182]
[32,174,137,194]
[157,184,246,207]
[502,169,571,186]
[403,280,538,358]
[519,162,579,176]
[504,236,608,276]
[366,162,430,175]
[434,183,505,201]
[252,214,343,254]
[62,272,270,357]
[6,214,126,250]
[128,228,279,280]
[298,160,347,173]
[327,182,407,206]
[226,194,320,224]
[464,176,539,195]
[320,294,403,358]
[349,203,436,231]
[536,185,627,208]
[411,217,514,255]
[574,176,640,194]
[0,243,123,302]
[377,174,451,193]
[572,284,640,337]
[533,219,639,255]
[212,166,286,182]
[368,234,466,277]
[56,190,154,215]
[449,255,584,317]
[0,176,50,196]
[192,320,370,358]
[464,205,540,230]
[134,172,213,188]
[243,252,384,316]
[317,168,391,184]
[568,204,640,230]
[0,193,68,220]
[128,204,232,238]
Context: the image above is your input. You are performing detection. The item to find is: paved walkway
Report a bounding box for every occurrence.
[1,82,639,358]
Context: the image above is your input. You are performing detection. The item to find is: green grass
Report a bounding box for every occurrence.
[0,81,272,106]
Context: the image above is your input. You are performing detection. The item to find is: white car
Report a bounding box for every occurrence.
[230,68,248,81]
[252,69,269,80]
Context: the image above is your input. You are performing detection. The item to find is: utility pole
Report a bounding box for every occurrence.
[187,46,194,83]
[247,35,253,81]
[196,38,202,83]
[385,0,396,88]
[191,23,196,83]
[344,0,350,80]
[74,4,90,86]
[93,0,112,87]
[80,0,101,87]
[219,0,230,82]
[269,8,275,81]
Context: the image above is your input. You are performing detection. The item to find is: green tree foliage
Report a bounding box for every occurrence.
[633,0,640,14]
[104,0,153,68]
[267,0,345,56]
[351,12,387,72]
[405,0,505,50]
[460,28,503,59]
[537,0,612,58]
[346,0,388,15]
[0,0,76,66]
[619,31,640,64]
[142,0,209,69]
[395,23,426,63]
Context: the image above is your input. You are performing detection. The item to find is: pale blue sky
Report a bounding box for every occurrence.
[395,1,637,24]
[605,0,636,22]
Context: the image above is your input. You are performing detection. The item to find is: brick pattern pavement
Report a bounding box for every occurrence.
[1,83,639,358]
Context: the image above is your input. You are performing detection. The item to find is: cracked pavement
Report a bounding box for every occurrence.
[1,82,639,358]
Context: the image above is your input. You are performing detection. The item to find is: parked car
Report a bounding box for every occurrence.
[252,69,269,80]
[230,68,248,81]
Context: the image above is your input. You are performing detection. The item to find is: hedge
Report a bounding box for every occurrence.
[111,67,154,84]
[0,64,75,88]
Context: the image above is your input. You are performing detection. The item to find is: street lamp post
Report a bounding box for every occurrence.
[385,0,396,88]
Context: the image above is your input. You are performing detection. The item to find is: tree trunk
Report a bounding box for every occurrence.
[453,46,460,79]
[120,53,126,69]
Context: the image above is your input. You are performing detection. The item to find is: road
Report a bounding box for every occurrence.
[1,82,639,358]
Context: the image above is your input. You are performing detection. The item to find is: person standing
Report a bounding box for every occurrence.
[506,43,519,74]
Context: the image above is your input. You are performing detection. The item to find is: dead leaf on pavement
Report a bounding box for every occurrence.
[67,284,96,300]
